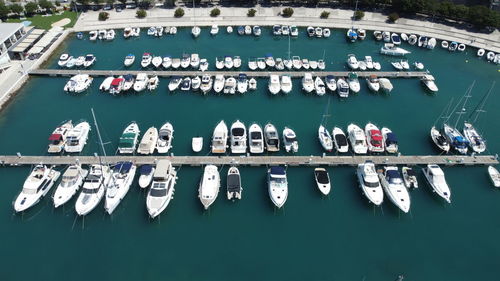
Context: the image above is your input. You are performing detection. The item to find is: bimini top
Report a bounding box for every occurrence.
[270,166,286,175]
[140,164,152,174]
[48,134,63,141]
[113,161,132,173]
[227,174,240,192]
[348,30,357,37]
[111,78,123,86]
[386,133,398,144]
[370,130,383,141]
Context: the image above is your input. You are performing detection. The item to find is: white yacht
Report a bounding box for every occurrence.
[381,127,398,153]
[422,164,451,203]
[325,75,336,92]
[138,164,155,189]
[365,123,385,153]
[347,124,368,154]
[133,73,148,92]
[378,166,411,213]
[140,53,152,68]
[237,74,249,94]
[366,75,380,92]
[200,74,213,94]
[380,43,411,56]
[199,165,220,209]
[302,73,314,93]
[47,120,73,153]
[230,120,247,154]
[105,162,137,214]
[146,160,177,218]
[337,78,349,98]
[347,72,360,93]
[248,123,264,154]
[75,164,111,216]
[227,167,242,200]
[210,24,219,35]
[156,122,174,153]
[463,122,486,153]
[402,167,418,189]
[332,127,349,153]
[421,75,439,92]
[192,137,203,152]
[268,166,288,208]
[318,124,333,152]
[64,121,90,153]
[264,123,280,152]
[13,165,60,212]
[52,164,88,208]
[488,166,500,188]
[281,75,292,94]
[212,120,228,154]
[168,76,182,92]
[268,74,281,95]
[64,74,93,93]
[347,54,359,70]
[213,75,225,93]
[118,122,140,154]
[314,77,326,96]
[223,76,236,94]
[356,161,384,206]
[137,127,158,155]
[314,168,331,196]
[283,127,298,153]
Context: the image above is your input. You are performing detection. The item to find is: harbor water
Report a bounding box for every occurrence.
[1,27,499,281]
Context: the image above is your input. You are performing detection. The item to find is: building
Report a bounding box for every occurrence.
[0,23,27,67]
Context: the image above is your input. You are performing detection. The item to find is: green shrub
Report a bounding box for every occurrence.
[354,10,364,20]
[388,12,399,23]
[247,8,256,17]
[174,8,184,18]
[210,8,220,17]
[320,11,330,19]
[98,11,109,21]
[136,9,146,18]
[282,7,293,18]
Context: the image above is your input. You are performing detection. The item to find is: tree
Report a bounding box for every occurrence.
[106,0,113,4]
[0,1,9,20]
[174,8,184,18]
[24,2,38,16]
[282,7,293,17]
[247,8,256,17]
[210,8,220,17]
[38,0,54,12]
[136,9,146,18]
[98,11,109,20]
[9,3,24,15]
[320,11,330,19]
[354,10,364,20]
[387,12,399,22]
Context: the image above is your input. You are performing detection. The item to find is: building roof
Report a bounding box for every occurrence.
[0,23,24,43]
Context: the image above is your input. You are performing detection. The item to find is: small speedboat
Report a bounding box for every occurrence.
[191,76,201,91]
[373,31,383,41]
[52,164,88,208]
[138,165,155,189]
[336,78,349,98]
[264,123,280,152]
[315,27,323,37]
[192,137,203,152]
[323,28,331,38]
[318,124,333,152]
[283,127,298,153]
[273,25,282,36]
[58,53,70,67]
[227,166,242,200]
[211,120,228,154]
[230,120,247,153]
[190,54,200,69]
[302,73,314,93]
[347,72,360,93]
[381,127,398,153]
[332,127,348,153]
[122,75,135,91]
[314,168,331,196]
[156,122,174,153]
[477,48,485,57]
[133,73,148,92]
[224,76,237,94]
[290,26,298,37]
[458,43,466,52]
[380,43,411,56]
[210,24,219,35]
[422,164,451,203]
[244,25,252,35]
[140,53,152,68]
[280,75,292,94]
[488,166,500,188]
[292,56,302,70]
[199,58,208,71]
[358,29,366,40]
[192,26,201,37]
[200,74,213,94]
[314,76,326,96]
[414,61,424,70]
[391,33,401,45]
[13,165,60,212]
[441,40,449,49]
[89,30,98,40]
[253,25,261,36]
[180,77,191,91]
[213,75,225,93]
[449,41,458,51]
[365,123,384,153]
[248,78,257,90]
[168,76,182,92]
[325,75,336,92]
[366,75,380,92]
[402,167,418,189]
[226,26,233,33]
[238,26,245,35]
[248,123,264,154]
[421,75,439,92]
[347,54,359,70]
[307,26,315,37]
[378,78,393,93]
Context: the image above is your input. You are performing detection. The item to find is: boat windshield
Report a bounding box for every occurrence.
[387,170,403,184]
[363,179,379,188]
[232,128,244,136]
[335,134,348,146]
[150,187,166,197]
[315,171,329,184]
[82,187,99,194]
[250,132,261,140]
[84,175,101,183]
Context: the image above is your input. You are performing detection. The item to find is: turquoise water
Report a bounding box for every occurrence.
[1,27,499,281]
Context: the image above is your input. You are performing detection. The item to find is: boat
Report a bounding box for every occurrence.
[314,27,323,37]
[145,160,177,218]
[366,75,380,92]
[109,77,125,95]
[486,51,496,61]
[332,127,349,153]
[265,55,275,68]
[365,123,384,153]
[181,54,191,69]
[449,41,458,51]
[325,75,336,92]
[48,120,73,153]
[358,61,367,71]
[378,166,411,213]
[171,58,181,69]
[248,123,264,154]
[227,167,242,200]
[118,122,140,154]
[223,76,236,94]
[99,76,114,91]
[233,56,242,68]
[381,127,398,153]
[58,53,70,67]
[307,26,315,37]
[418,36,428,48]
[105,161,137,214]
[226,26,233,33]
[382,31,391,42]
[169,26,177,34]
[281,25,290,36]
[422,164,451,203]
[248,58,257,70]
[52,164,88,208]
[314,168,331,196]
[290,25,298,37]
[199,165,220,209]
[356,161,384,206]
[73,57,84,68]
[212,120,228,153]
[314,77,326,96]
[346,54,359,69]
[98,30,107,40]
[190,54,200,69]
[392,60,404,70]
[215,57,224,70]
[458,43,466,52]
[235,74,248,94]
[407,34,417,45]
[421,75,438,92]
[192,137,203,152]
[488,166,500,187]
[244,25,252,35]
[140,53,152,68]
[191,76,201,91]
[323,28,331,38]
[268,166,288,208]
[200,74,213,94]
[414,61,424,70]
[400,33,408,41]
[302,58,310,69]
[380,43,411,56]
[213,74,225,93]
[379,78,393,93]
[264,123,280,152]
[224,56,233,69]
[168,76,182,92]
[430,126,450,153]
[427,37,437,49]
[336,77,349,98]
[147,76,159,91]
[124,54,135,67]
[156,122,174,153]
[252,25,261,36]
[74,164,111,216]
[365,56,374,69]
[444,123,468,154]
[391,33,401,45]
[248,78,257,90]
[273,25,282,36]
[237,26,245,35]
[318,59,325,70]
[290,56,301,70]
[318,124,333,152]
[267,74,281,95]
[302,73,314,93]
[477,48,485,57]
[138,165,155,188]
[155,26,163,37]
[283,127,298,153]
[275,58,285,70]
[191,26,201,37]
[105,29,115,40]
[65,56,76,68]
[402,167,418,189]
[281,75,292,94]
[64,121,90,153]
[441,40,449,49]
[137,127,158,155]
[347,72,360,93]
[133,73,148,92]
[13,165,60,212]
[210,24,219,35]
[463,122,486,153]
[373,31,383,40]
[346,28,357,42]
[230,120,247,154]
[81,54,96,68]
[400,60,410,70]
[373,62,382,70]
[89,30,98,41]
[199,58,208,71]
[347,124,368,154]
[180,77,191,91]
[131,27,140,37]
[358,29,366,40]
[147,27,156,36]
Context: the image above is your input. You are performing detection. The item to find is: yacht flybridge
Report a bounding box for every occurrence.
[356,161,384,206]
[146,160,177,218]
[13,165,61,212]
[230,120,247,154]
[422,164,451,203]
[378,166,411,213]
[199,165,220,209]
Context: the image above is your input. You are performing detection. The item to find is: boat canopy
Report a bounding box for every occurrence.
[370,130,383,141]
[386,169,401,181]
[335,134,348,146]
[118,137,135,148]
[227,174,241,192]
[48,134,63,141]
[270,166,285,175]
[232,127,245,136]
[140,165,152,174]
[348,30,357,37]
[114,162,132,173]
[386,133,398,144]
[315,170,329,184]
[111,78,123,86]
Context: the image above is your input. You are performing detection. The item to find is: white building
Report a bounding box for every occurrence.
[0,23,26,67]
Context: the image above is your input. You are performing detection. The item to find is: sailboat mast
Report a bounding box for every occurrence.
[90,108,108,165]
[471,81,495,124]
[454,81,475,128]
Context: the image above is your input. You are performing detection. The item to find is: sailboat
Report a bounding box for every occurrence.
[430,99,453,153]
[318,98,333,152]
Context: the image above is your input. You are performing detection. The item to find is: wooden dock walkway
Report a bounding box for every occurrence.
[29,69,428,79]
[0,155,497,167]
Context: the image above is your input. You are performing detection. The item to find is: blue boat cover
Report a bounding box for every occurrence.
[348,30,357,37]
[386,133,398,143]
[140,164,152,174]
[386,169,400,179]
[265,53,273,57]
[114,162,132,173]
[238,26,244,32]
[270,166,285,175]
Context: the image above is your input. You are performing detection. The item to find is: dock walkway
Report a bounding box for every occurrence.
[0,155,497,167]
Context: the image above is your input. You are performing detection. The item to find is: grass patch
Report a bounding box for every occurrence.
[7,11,78,30]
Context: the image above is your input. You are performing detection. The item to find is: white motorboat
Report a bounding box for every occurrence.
[323,28,331,38]
[265,55,275,68]
[244,25,252,35]
[421,75,439,92]
[133,73,148,92]
[98,30,107,40]
[373,62,382,70]
[52,164,88,208]
[168,76,182,92]
[248,78,257,90]
[192,26,201,37]
[290,26,299,37]
[358,61,367,71]
[141,53,152,68]
[281,75,292,94]
[156,122,174,153]
[332,127,349,153]
[315,27,323,37]
[486,51,496,61]
[408,34,417,45]
[380,43,411,56]
[152,56,162,68]
[381,127,398,154]
[314,168,331,196]
[302,59,310,69]
[199,58,208,71]
[236,74,248,94]
[124,54,135,67]
[283,127,298,153]
[89,30,98,40]
[171,58,181,69]
[292,56,302,70]
[347,72,360,93]
[382,31,391,42]
[226,26,233,33]
[477,48,485,57]
[264,123,280,152]
[378,166,411,213]
[366,75,380,92]
[391,33,401,45]
[212,120,228,154]
[347,123,368,154]
[64,121,90,153]
[123,27,133,38]
[73,56,83,67]
[346,28,357,42]
[137,127,158,155]
[391,61,403,70]
[365,56,374,69]
[325,75,336,92]
[223,76,236,94]
[268,74,281,95]
[147,76,159,91]
[210,24,219,35]
[379,78,393,93]
[430,126,450,153]
[268,166,288,208]
[356,161,384,206]
[161,56,172,69]
[458,43,466,52]
[146,160,177,218]
[230,120,247,154]
[373,31,383,40]
[105,29,115,40]
[314,77,326,96]
[58,53,70,67]
[47,120,73,153]
[118,122,140,154]
[418,36,428,48]
[414,61,424,70]
[358,29,366,40]
[200,74,213,94]
[488,166,500,188]
[63,74,93,93]
[105,162,136,214]
[233,56,242,68]
[75,164,111,216]
[13,165,60,212]
[400,33,408,41]
[273,25,282,36]
[444,123,468,154]
[170,26,177,34]
[282,25,290,36]
[83,54,96,68]
[422,164,451,203]
[307,26,315,37]
[441,40,449,49]
[192,137,203,152]
[400,60,410,70]
[427,37,437,49]
[365,123,384,153]
[402,167,418,189]
[275,58,285,70]
[147,26,156,36]
[191,76,201,91]
[302,73,314,93]
[155,26,163,37]
[318,59,325,70]
[248,123,264,154]
[318,124,333,152]
[248,58,257,70]
[449,41,458,51]
[213,74,225,93]
[199,165,220,209]
[463,122,486,153]
[336,77,349,98]
[138,165,155,188]
[346,54,359,70]
[181,53,191,69]
[109,77,125,95]
[227,167,242,200]
[180,77,191,91]
[99,76,114,91]
[224,56,233,69]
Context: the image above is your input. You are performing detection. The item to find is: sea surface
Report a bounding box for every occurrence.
[1,27,499,281]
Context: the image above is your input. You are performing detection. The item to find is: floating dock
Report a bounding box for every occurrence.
[29,69,428,79]
[0,155,496,167]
